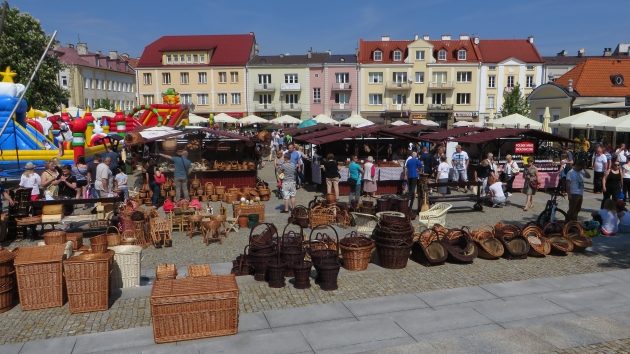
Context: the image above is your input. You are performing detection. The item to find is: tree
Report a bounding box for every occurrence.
[0,3,68,111]
[499,83,531,117]
[94,98,115,111]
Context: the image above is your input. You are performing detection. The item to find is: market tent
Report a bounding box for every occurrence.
[457,128,572,145]
[422,127,487,142]
[417,119,439,127]
[313,114,338,125]
[340,114,373,127]
[292,126,347,142]
[357,121,375,128]
[453,121,485,128]
[305,125,382,145]
[593,113,630,132]
[92,108,115,119]
[298,119,318,128]
[548,110,612,129]
[390,120,408,126]
[188,113,208,125]
[270,115,302,125]
[239,114,268,126]
[213,113,238,124]
[492,113,542,129]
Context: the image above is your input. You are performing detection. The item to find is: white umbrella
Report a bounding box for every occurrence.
[417,119,439,127]
[92,108,115,119]
[593,113,630,132]
[390,120,409,126]
[492,113,542,129]
[340,114,373,127]
[188,113,208,125]
[53,106,85,117]
[313,114,338,125]
[542,107,551,133]
[213,112,238,124]
[548,110,612,129]
[270,115,302,125]
[239,114,269,126]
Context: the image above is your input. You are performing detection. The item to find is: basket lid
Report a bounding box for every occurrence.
[66,250,114,263]
[0,247,16,263]
[151,275,238,298]
[14,245,66,265]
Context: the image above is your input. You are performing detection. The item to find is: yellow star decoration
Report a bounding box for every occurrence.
[0,67,17,83]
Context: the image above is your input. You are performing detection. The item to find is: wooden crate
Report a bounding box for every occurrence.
[14,245,66,310]
[232,203,265,222]
[150,275,239,343]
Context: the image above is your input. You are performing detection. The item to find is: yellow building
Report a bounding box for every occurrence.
[136,34,256,117]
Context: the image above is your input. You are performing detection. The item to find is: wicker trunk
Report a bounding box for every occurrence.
[64,251,113,314]
[14,245,66,311]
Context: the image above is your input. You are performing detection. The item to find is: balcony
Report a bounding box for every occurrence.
[385,81,411,90]
[331,103,352,111]
[281,103,302,112]
[254,83,275,92]
[332,83,352,91]
[386,103,409,111]
[428,104,454,111]
[280,83,301,91]
[254,103,275,112]
[428,81,455,89]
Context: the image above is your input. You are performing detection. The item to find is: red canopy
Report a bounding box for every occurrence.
[456,128,572,144]
[421,127,487,142]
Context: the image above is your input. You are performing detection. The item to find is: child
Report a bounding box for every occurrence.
[114,167,128,201]
[592,198,619,236]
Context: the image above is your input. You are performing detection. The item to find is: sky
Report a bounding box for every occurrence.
[12,0,630,58]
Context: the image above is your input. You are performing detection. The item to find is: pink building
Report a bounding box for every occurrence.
[309,54,358,120]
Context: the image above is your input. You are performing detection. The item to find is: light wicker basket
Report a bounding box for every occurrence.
[63,251,113,314]
[187,264,212,278]
[350,212,378,235]
[418,203,452,229]
[156,264,177,281]
[108,245,142,289]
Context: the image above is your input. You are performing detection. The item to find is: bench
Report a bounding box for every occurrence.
[426,181,484,211]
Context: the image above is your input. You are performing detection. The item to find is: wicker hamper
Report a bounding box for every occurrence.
[150,275,239,343]
[14,245,66,310]
[108,245,142,289]
[63,251,113,314]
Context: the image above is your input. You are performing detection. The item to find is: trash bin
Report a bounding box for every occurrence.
[247,214,260,229]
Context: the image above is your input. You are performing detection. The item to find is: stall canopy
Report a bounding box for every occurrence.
[213,113,238,124]
[270,115,302,125]
[313,114,338,125]
[390,120,408,126]
[292,125,347,142]
[417,119,440,127]
[92,108,115,118]
[239,114,268,126]
[340,114,373,127]
[548,110,612,129]
[188,113,208,125]
[453,121,485,128]
[456,128,573,145]
[297,119,318,128]
[593,113,630,132]
[197,127,253,142]
[422,127,487,142]
[304,125,382,145]
[128,126,184,144]
[301,125,430,145]
[491,113,542,129]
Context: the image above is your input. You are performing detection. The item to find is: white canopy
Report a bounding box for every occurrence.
[548,110,612,129]
[92,108,115,118]
[593,113,630,132]
[313,114,338,125]
[417,119,440,127]
[340,114,373,127]
[239,114,269,126]
[138,126,180,140]
[213,112,238,123]
[390,120,409,126]
[188,113,208,125]
[270,115,302,125]
[53,106,85,117]
[453,121,485,128]
[492,113,542,129]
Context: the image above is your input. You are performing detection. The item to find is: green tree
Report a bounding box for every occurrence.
[0,3,68,111]
[94,98,115,111]
[499,83,531,117]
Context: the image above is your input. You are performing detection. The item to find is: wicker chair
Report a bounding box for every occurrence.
[418,203,452,230]
[350,212,379,236]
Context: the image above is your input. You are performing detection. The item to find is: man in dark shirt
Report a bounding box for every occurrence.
[58,165,78,215]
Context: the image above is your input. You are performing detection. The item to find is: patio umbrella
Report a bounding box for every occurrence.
[92,108,115,119]
[298,119,317,128]
[270,115,302,125]
[548,110,612,129]
[542,107,551,133]
[313,114,338,125]
[417,119,439,127]
[492,113,542,129]
[213,112,238,124]
[188,113,208,125]
[239,114,269,126]
[53,106,85,117]
[340,114,373,127]
[390,120,409,126]
[594,113,630,132]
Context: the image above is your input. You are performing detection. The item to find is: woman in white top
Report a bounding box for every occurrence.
[436,155,450,196]
[487,175,506,207]
[19,162,42,201]
[502,154,519,195]
[362,156,377,197]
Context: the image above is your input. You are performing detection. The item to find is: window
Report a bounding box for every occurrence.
[368,72,383,83]
[335,72,349,83]
[489,66,496,70]
[488,75,496,88]
[487,95,495,109]
[218,93,227,105]
[414,93,424,105]
[457,49,467,60]
[313,88,321,103]
[456,93,471,105]
[507,75,515,88]
[432,93,446,104]
[144,74,152,86]
[96,79,101,90]
[197,94,209,105]
[180,72,189,84]
[179,55,185,62]
[258,94,272,104]
[91,79,95,89]
[186,54,192,63]
[61,76,68,87]
[109,81,113,91]
[231,93,241,105]
[166,55,172,64]
[457,71,472,82]
[218,72,227,83]
[393,50,402,61]
[230,71,238,83]
[373,50,382,61]
[437,49,447,61]
[258,74,271,84]
[415,50,425,61]
[284,74,298,83]
[84,78,90,89]
[173,55,178,63]
[432,72,447,84]
[335,92,350,104]
[181,94,192,104]
[414,72,425,83]
[527,65,535,71]
[162,73,171,84]
[392,72,407,83]
[393,94,407,105]
[193,54,198,63]
[143,95,154,105]
[285,93,298,104]
[198,72,207,84]
[526,75,535,88]
[199,54,205,63]
[369,94,383,105]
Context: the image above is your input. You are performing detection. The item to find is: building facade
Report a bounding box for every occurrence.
[53,43,136,111]
[136,34,256,117]
[309,54,358,120]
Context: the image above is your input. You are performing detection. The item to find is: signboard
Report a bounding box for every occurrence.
[280,83,301,91]
[411,113,427,120]
[515,141,535,154]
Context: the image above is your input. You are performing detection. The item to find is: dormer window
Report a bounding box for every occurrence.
[457,49,467,60]
[393,50,402,61]
[438,49,447,61]
[373,50,383,61]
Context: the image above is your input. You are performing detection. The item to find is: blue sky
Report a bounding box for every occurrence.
[13,0,630,58]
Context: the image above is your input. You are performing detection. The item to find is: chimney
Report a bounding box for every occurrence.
[441,34,451,40]
[108,50,118,60]
[381,35,390,41]
[279,54,284,58]
[96,50,102,56]
[326,49,332,55]
[568,79,573,92]
[603,48,612,56]
[459,34,470,40]
[422,34,430,40]
[557,50,568,56]
[527,36,534,44]
[473,37,480,45]
[307,47,312,59]
[414,34,419,40]
[76,42,88,55]
[577,48,585,57]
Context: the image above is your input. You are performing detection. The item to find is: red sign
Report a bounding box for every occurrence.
[515,141,535,154]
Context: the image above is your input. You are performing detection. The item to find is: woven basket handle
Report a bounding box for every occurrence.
[107,226,120,235]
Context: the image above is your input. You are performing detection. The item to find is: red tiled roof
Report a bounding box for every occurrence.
[428,39,482,63]
[477,39,543,63]
[137,34,255,67]
[358,39,413,64]
[555,58,630,97]
[55,47,134,74]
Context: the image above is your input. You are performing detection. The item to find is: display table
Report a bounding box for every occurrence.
[335,165,404,196]
[232,203,265,222]
[166,170,257,189]
[512,171,560,190]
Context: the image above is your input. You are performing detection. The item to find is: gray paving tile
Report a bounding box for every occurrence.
[315,336,417,354]
[19,336,76,354]
[0,343,22,354]
[607,310,630,327]
[468,295,569,323]
[89,342,182,354]
[605,268,630,282]
[264,303,354,328]
[357,307,434,322]
[601,282,630,297]
[343,294,428,317]
[542,287,630,312]
[238,312,270,332]
[480,278,557,297]
[522,316,630,349]
[272,318,357,333]
[426,328,557,354]
[564,271,624,286]
[416,286,497,307]
[73,327,154,354]
[392,307,493,336]
[359,340,437,354]
[300,318,410,351]
[187,329,312,354]
[500,312,580,328]
[537,273,600,291]
[115,285,152,300]
[412,323,502,342]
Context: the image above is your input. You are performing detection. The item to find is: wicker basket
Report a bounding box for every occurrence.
[104,226,121,246]
[339,232,374,271]
[187,264,212,278]
[90,234,109,253]
[233,203,265,222]
[0,249,16,277]
[156,264,177,280]
[14,245,66,310]
[375,239,412,269]
[470,226,504,260]
[289,205,309,228]
[309,205,337,228]
[411,229,448,265]
[563,221,591,251]
[64,251,113,313]
[43,230,67,245]
[16,215,42,226]
[522,224,552,257]
[108,245,142,289]
[205,182,215,195]
[150,275,239,343]
[42,204,63,215]
[66,232,84,251]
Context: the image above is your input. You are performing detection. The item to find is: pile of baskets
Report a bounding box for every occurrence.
[186,180,270,203]
[372,215,414,269]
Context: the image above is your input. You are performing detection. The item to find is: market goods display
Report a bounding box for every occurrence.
[14,245,65,311]
[187,264,212,278]
[521,224,552,257]
[156,263,178,281]
[563,221,591,251]
[470,226,504,260]
[288,205,309,228]
[43,230,66,245]
[307,225,341,291]
[411,229,448,265]
[543,222,574,255]
[247,223,278,281]
[339,231,374,271]
[441,227,477,263]
[494,223,529,259]
[372,215,414,269]
[109,245,142,290]
[64,251,113,313]
[66,232,84,251]
[280,224,305,277]
[0,248,16,313]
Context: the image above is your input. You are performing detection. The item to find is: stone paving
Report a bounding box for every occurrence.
[551,338,630,354]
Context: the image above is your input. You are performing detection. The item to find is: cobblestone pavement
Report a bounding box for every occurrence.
[1,164,628,344]
[550,338,630,353]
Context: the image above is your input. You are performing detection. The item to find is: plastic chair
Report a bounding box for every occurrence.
[418,203,452,229]
[350,212,378,236]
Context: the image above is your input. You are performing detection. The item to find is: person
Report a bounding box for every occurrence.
[436,155,450,196]
[565,160,590,221]
[451,145,469,190]
[160,149,192,201]
[557,153,573,195]
[476,154,493,197]
[502,154,520,196]
[522,157,538,211]
[602,159,622,208]
[616,143,628,165]
[103,146,120,173]
[592,147,609,193]
[288,143,303,188]
[274,151,284,199]
[617,203,630,233]
[562,145,574,164]
[40,159,61,198]
[592,199,619,236]
[95,156,113,198]
[269,131,278,162]
[87,154,102,198]
[71,156,89,199]
[348,155,363,206]
[405,151,423,211]
[623,159,630,203]
[19,162,41,201]
[57,165,78,199]
[114,167,129,201]
[322,153,340,199]
[280,153,297,213]
[362,156,377,197]
[420,147,433,176]
[487,175,506,207]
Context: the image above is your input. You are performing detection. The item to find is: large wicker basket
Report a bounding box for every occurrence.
[108,245,142,289]
[14,245,66,310]
[309,205,337,228]
[43,230,67,245]
[63,251,113,314]
[339,231,374,271]
[90,234,109,253]
[65,232,84,251]
[156,264,177,281]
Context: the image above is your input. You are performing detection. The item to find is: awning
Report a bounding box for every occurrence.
[456,128,572,144]
[307,126,382,145]
[421,127,487,142]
